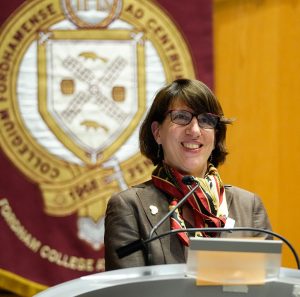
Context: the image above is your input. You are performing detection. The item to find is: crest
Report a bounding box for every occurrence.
[0,0,196,255]
[38,29,146,164]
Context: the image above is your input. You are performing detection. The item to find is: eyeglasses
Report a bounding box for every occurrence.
[166,110,220,129]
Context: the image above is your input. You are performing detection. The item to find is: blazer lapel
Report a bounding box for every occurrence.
[136,183,170,236]
[225,185,234,211]
[135,183,185,263]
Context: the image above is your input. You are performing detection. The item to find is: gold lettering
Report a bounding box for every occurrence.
[169,53,179,62]
[0,199,42,253]
[40,245,50,258]
[171,62,183,72]
[125,4,144,19]
[70,179,99,201]
[143,15,186,79]
[46,4,56,16]
[37,8,48,20]
[4,120,14,131]
[165,44,176,52]
[0,72,7,82]
[28,15,40,26]
[0,3,58,78]
[0,109,9,120]
[146,18,156,30]
[40,245,94,272]
[13,30,25,42]
[21,22,31,33]
[0,61,9,71]
[12,135,23,146]
[160,34,171,46]
[8,43,17,51]
[0,83,6,93]
[2,50,13,62]
[0,113,61,179]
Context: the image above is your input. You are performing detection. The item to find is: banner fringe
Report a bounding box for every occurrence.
[0,269,48,297]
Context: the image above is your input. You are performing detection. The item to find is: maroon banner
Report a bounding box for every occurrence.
[0,0,213,295]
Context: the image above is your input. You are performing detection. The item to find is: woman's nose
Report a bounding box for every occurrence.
[186,116,202,135]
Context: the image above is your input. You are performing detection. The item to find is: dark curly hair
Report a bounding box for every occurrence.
[139,79,233,167]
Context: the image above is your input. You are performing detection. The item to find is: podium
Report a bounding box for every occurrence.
[34,264,300,297]
[34,237,300,297]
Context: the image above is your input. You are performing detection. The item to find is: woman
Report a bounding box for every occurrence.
[104,79,272,271]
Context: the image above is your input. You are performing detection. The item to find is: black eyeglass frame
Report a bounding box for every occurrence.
[165,110,220,129]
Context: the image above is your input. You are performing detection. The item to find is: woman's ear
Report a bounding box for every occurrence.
[151,121,161,144]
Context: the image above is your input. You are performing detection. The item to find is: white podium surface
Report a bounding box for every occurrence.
[34,264,300,297]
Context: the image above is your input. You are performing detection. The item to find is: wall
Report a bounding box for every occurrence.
[213,0,300,268]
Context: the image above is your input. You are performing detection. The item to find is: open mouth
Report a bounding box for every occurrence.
[182,142,203,149]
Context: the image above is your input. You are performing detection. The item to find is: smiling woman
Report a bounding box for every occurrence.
[141,79,232,177]
[104,78,272,271]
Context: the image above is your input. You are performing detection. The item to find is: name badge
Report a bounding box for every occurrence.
[225,217,235,228]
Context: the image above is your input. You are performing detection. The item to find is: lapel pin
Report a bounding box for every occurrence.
[149,205,158,215]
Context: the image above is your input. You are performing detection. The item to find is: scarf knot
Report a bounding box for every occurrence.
[152,163,228,246]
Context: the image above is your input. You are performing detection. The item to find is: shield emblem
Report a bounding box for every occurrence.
[38,29,146,164]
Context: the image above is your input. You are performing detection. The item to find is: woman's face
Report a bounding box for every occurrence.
[151,100,216,177]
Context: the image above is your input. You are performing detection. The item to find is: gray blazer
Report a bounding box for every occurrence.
[104,181,272,271]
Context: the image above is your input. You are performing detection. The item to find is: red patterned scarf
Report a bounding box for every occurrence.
[152,163,228,246]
